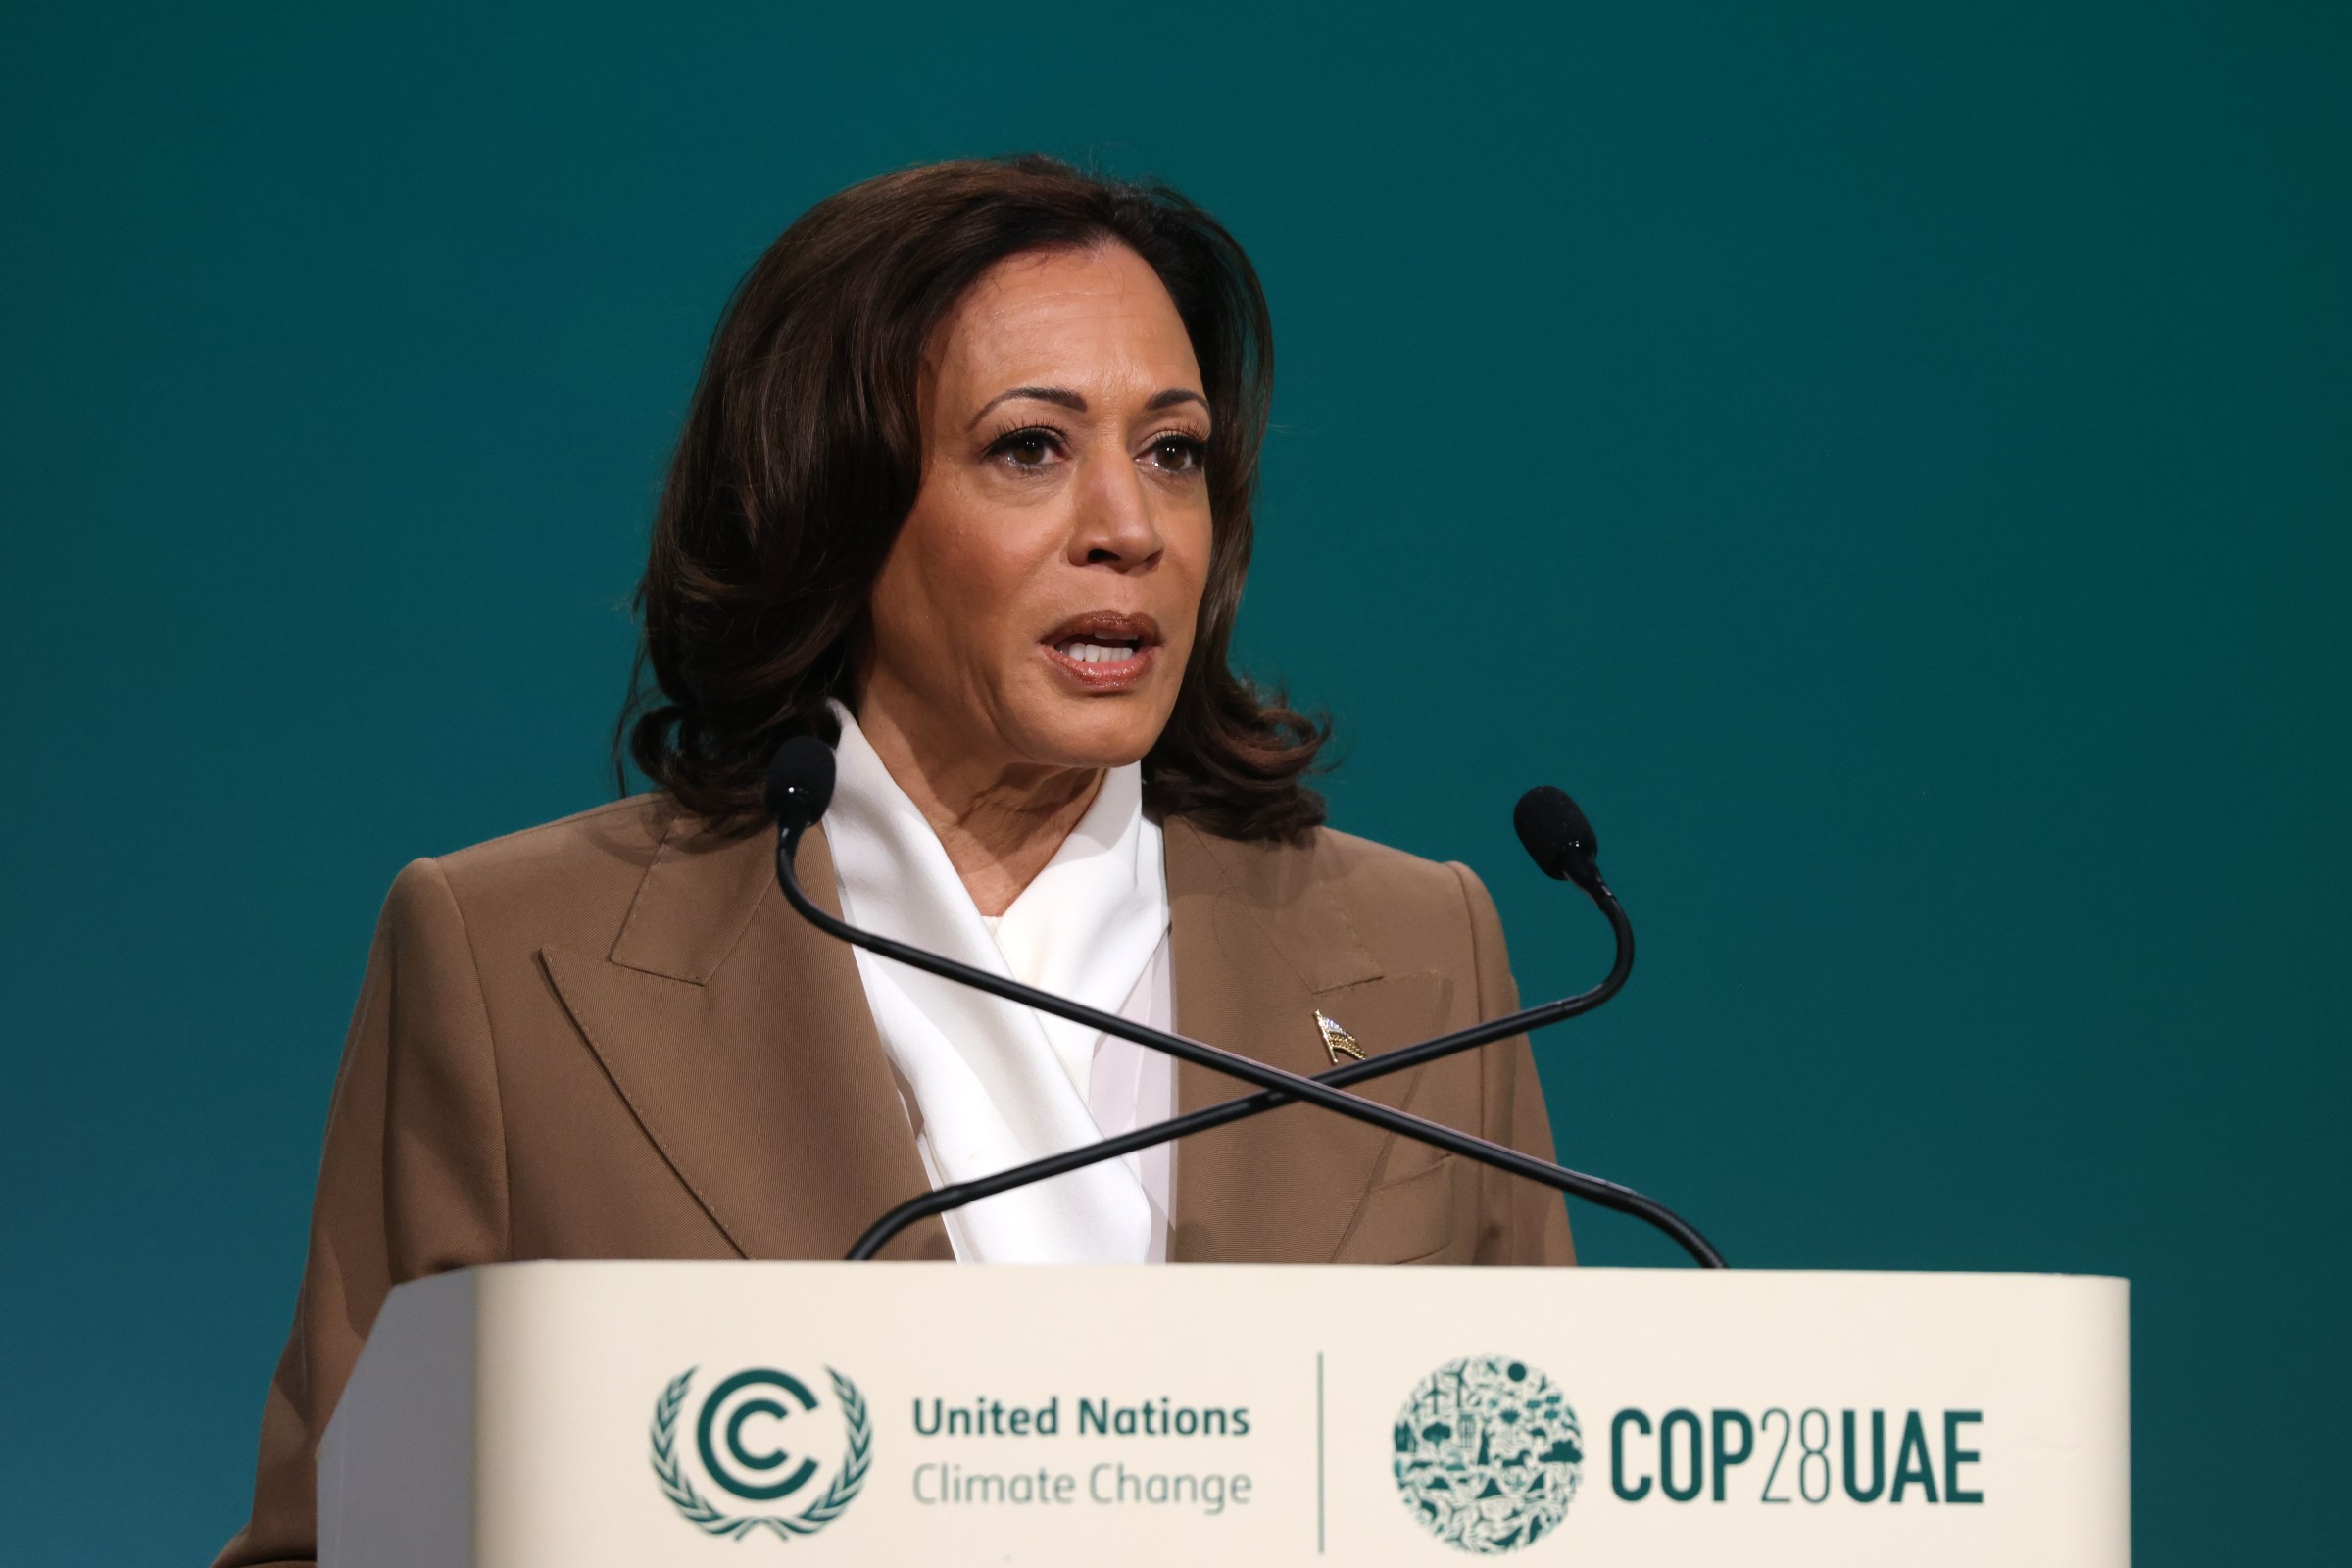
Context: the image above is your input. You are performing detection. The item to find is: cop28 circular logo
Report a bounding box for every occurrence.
[650,1365,871,1540]
[1394,1356,1584,1554]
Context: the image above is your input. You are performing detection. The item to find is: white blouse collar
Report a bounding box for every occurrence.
[820,700,1167,1262]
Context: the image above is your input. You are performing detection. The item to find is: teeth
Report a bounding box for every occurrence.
[1057,639,1136,664]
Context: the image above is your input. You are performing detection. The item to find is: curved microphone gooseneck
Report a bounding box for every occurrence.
[766,736,1725,1269]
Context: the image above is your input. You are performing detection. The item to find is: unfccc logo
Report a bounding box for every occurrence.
[650,1365,872,1541]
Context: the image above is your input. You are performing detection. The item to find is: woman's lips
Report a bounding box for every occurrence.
[1040,612,1160,692]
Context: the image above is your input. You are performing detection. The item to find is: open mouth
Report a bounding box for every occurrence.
[1041,611,1162,690]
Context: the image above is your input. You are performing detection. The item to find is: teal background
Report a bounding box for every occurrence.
[2,2,2344,1558]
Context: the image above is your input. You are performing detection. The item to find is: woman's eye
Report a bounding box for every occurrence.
[990,429,1063,469]
[1147,435,1207,473]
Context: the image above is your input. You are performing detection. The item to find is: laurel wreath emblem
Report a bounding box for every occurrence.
[650,1366,872,1541]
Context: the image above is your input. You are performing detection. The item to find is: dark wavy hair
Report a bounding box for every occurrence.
[617,155,1328,840]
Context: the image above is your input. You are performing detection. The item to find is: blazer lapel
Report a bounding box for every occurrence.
[1165,818,1455,1262]
[538,816,951,1262]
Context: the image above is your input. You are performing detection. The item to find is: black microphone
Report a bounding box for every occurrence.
[1515,785,1605,896]
[766,732,837,834]
[767,739,1724,1268]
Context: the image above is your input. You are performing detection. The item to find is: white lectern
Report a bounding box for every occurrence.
[320,1263,2128,1565]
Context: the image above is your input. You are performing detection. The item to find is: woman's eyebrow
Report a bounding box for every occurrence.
[967,385,1208,428]
[968,385,1084,427]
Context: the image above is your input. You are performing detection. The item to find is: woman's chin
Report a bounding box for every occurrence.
[1003,695,1170,773]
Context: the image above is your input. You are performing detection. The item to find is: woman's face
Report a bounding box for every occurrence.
[862,242,1213,778]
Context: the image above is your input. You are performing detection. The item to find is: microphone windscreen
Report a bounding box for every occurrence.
[765,734,838,831]
[1514,785,1601,888]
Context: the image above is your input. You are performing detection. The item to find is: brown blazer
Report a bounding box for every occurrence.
[216,796,1573,1567]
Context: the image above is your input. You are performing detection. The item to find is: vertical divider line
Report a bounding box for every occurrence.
[1317,1351,1327,1553]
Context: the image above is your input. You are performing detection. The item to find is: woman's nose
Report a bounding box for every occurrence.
[1069,455,1164,569]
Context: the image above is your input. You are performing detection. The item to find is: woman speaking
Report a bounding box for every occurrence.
[219,154,1572,1567]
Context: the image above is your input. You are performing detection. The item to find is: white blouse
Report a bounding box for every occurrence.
[821,702,1176,1262]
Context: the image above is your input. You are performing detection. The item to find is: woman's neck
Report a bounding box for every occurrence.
[851,699,1102,917]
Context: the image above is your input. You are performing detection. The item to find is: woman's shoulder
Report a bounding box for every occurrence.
[1168,815,1501,981]
[1303,821,1484,906]
[1176,815,1484,903]
[422,792,674,903]
[382,793,762,969]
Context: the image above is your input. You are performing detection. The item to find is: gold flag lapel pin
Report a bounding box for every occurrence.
[1315,1009,1365,1063]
